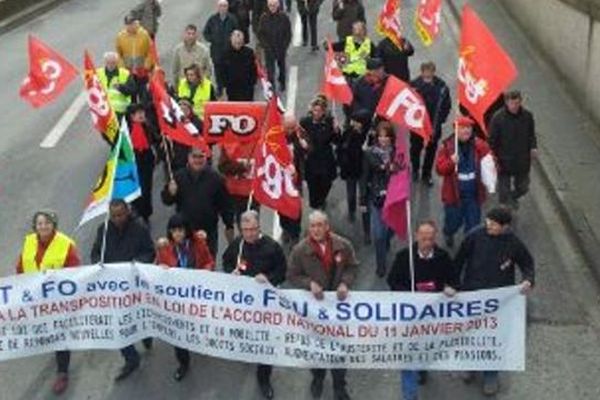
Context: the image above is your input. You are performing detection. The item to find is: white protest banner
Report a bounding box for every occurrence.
[0,264,526,370]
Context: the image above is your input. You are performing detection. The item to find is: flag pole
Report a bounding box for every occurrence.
[405,132,416,293]
[100,128,123,266]
[161,135,174,181]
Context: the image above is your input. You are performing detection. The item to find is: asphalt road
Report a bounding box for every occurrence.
[0,0,599,399]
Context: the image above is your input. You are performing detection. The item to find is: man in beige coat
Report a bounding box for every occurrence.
[287,210,357,400]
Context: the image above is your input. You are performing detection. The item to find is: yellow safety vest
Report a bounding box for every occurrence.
[21,232,74,274]
[177,77,212,119]
[97,68,132,114]
[342,36,372,77]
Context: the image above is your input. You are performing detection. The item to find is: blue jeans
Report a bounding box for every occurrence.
[370,203,393,272]
[401,370,418,400]
[443,197,481,237]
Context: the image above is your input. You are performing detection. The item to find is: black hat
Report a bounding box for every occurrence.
[127,103,145,115]
[351,109,372,125]
[486,207,512,225]
[366,57,384,70]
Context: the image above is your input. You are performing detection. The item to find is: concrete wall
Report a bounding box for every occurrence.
[499,0,600,125]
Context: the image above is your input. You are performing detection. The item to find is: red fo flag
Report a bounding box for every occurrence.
[414,0,442,46]
[321,39,353,105]
[252,97,301,220]
[382,129,410,239]
[458,5,517,133]
[20,35,78,108]
[377,0,404,49]
[149,73,211,154]
[375,76,433,143]
[83,51,119,145]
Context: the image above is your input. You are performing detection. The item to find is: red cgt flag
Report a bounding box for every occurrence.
[20,35,78,108]
[321,39,353,105]
[375,76,433,143]
[377,0,404,49]
[415,0,442,47]
[252,97,301,220]
[458,4,518,134]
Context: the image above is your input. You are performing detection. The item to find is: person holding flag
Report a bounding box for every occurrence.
[332,21,375,84]
[376,35,414,82]
[15,210,81,395]
[96,52,136,123]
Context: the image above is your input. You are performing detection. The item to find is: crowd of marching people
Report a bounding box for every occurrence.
[14,0,538,399]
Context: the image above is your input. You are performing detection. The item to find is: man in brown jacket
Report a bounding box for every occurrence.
[287,210,357,400]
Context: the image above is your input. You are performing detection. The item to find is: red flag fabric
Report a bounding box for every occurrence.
[415,0,442,46]
[252,97,301,219]
[83,51,119,145]
[19,35,78,108]
[375,76,433,143]
[202,101,266,144]
[255,59,286,113]
[382,128,410,239]
[321,39,353,105]
[458,4,518,134]
[377,0,404,49]
[149,73,211,154]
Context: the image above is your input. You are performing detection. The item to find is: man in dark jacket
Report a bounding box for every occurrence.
[203,0,239,96]
[410,61,451,185]
[376,36,414,82]
[331,0,365,41]
[258,0,292,92]
[223,30,257,101]
[351,58,388,129]
[454,207,534,396]
[90,199,155,381]
[488,90,537,209]
[161,146,235,257]
[287,210,358,400]
[222,210,286,399]
[297,0,324,50]
[228,0,251,43]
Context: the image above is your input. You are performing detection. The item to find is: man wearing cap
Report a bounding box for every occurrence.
[222,210,287,399]
[162,146,235,257]
[454,207,534,396]
[436,116,495,247]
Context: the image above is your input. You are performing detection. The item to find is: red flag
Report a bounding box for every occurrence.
[252,97,301,219]
[415,0,442,46]
[382,129,410,239]
[376,76,433,143]
[255,58,286,113]
[149,73,211,154]
[19,35,78,108]
[377,0,404,49]
[458,5,518,133]
[321,39,353,105]
[202,101,266,144]
[83,51,119,145]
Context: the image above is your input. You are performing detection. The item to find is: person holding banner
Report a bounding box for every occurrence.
[387,220,456,400]
[222,210,287,399]
[454,207,534,396]
[15,210,81,395]
[288,210,358,400]
[90,199,156,381]
[155,214,215,381]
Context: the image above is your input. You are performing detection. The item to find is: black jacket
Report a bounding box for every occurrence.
[360,145,394,206]
[161,166,234,232]
[351,75,388,117]
[387,244,455,291]
[222,235,287,285]
[410,76,451,135]
[203,12,239,63]
[297,0,324,15]
[455,227,535,290]
[301,114,339,180]
[257,10,292,55]
[222,46,257,101]
[336,125,366,180]
[90,218,155,264]
[376,37,414,82]
[488,106,537,174]
[331,0,365,40]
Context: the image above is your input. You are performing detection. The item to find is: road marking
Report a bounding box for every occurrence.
[272,212,282,241]
[286,65,298,113]
[40,91,87,148]
[293,13,302,47]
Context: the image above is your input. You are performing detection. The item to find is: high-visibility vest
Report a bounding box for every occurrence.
[97,68,132,114]
[21,232,74,274]
[177,77,212,119]
[342,36,372,77]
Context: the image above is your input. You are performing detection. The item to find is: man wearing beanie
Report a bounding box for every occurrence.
[454,206,535,396]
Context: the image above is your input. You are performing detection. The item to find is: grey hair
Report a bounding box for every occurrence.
[308,210,328,224]
[103,51,119,62]
[240,210,260,226]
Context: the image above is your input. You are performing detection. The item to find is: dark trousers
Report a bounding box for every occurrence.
[265,50,287,89]
[257,364,273,383]
[311,368,347,392]
[214,61,227,96]
[174,346,190,368]
[300,12,318,47]
[120,345,140,365]
[306,175,333,209]
[498,172,530,204]
[410,132,440,179]
[279,214,301,241]
[345,179,370,235]
[132,150,155,221]
[443,197,481,237]
[56,350,70,374]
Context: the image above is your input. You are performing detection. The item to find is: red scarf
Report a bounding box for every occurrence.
[309,233,334,272]
[131,122,150,151]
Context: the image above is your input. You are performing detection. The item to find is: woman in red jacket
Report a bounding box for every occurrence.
[155,213,214,381]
